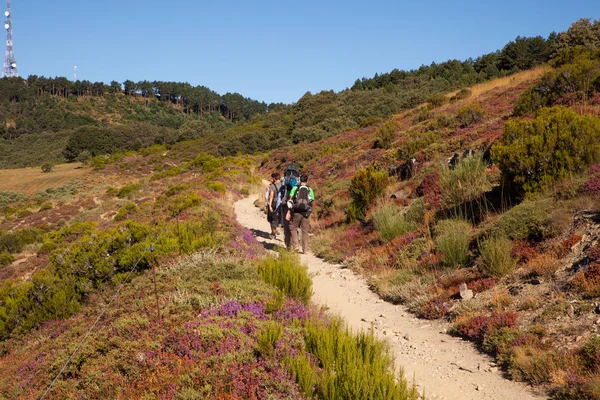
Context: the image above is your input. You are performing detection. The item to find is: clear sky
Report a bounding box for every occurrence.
[6,0,599,104]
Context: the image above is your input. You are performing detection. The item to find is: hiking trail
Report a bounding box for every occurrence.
[234,193,548,400]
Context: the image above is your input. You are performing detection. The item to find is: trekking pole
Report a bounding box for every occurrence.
[149,245,162,323]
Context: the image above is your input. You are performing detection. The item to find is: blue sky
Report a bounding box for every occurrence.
[7,0,599,104]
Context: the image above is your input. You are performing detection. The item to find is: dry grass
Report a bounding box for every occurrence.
[0,163,90,195]
[525,254,562,280]
[489,287,513,311]
[447,67,550,100]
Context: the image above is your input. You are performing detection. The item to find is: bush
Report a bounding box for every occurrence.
[396,131,440,161]
[347,166,388,222]
[114,202,139,221]
[373,120,399,149]
[417,296,450,319]
[439,153,492,209]
[0,252,14,266]
[207,181,226,193]
[453,311,518,343]
[302,317,420,400]
[427,93,448,108]
[39,203,53,212]
[491,106,600,192]
[435,219,472,268]
[578,336,600,373]
[257,253,312,304]
[373,201,416,243]
[456,103,485,127]
[478,236,517,277]
[483,200,558,242]
[116,183,142,199]
[41,163,54,173]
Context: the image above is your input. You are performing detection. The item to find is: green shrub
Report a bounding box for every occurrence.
[0,228,45,254]
[114,202,139,221]
[287,353,317,398]
[453,88,472,101]
[257,253,312,304]
[483,199,558,242]
[492,106,600,192]
[167,192,202,217]
[302,317,420,400]
[435,219,472,268]
[116,183,142,199]
[41,163,54,173]
[478,237,516,277]
[38,203,53,211]
[373,120,399,149]
[207,181,226,193]
[256,321,283,358]
[439,153,492,209]
[396,131,440,161]
[347,166,388,222]
[164,184,189,197]
[405,198,426,224]
[427,93,448,108]
[456,103,485,128]
[0,252,14,266]
[373,201,416,243]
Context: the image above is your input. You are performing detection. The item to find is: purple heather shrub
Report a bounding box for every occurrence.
[273,298,311,322]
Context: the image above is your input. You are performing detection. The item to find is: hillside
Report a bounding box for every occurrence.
[256,51,600,397]
[0,17,600,400]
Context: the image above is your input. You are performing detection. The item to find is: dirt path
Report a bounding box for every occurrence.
[234,194,548,400]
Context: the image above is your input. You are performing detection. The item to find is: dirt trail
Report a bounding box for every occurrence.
[234,194,548,400]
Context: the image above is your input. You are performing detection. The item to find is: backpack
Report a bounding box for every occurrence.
[277,163,300,211]
[282,163,300,188]
[270,182,281,209]
[293,185,312,212]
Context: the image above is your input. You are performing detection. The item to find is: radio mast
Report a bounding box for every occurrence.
[2,0,18,78]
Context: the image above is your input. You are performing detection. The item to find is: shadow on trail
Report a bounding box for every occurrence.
[250,228,270,240]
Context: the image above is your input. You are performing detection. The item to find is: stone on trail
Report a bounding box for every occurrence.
[459,283,474,300]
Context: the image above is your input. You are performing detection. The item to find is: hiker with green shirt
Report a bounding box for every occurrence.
[285,174,314,254]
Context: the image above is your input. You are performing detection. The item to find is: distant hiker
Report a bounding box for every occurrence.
[267,172,282,239]
[278,163,301,249]
[286,174,314,254]
[264,183,270,211]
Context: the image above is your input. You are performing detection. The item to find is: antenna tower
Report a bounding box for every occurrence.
[2,0,18,78]
[74,62,77,81]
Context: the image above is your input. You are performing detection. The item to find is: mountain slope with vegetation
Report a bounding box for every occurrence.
[0,16,599,400]
[256,17,600,399]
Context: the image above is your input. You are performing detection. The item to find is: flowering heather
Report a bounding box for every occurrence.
[416,172,442,208]
[273,298,313,322]
[580,175,600,197]
[454,311,518,344]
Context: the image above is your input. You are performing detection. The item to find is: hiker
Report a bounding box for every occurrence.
[264,182,270,211]
[267,172,282,239]
[278,163,300,249]
[286,174,314,254]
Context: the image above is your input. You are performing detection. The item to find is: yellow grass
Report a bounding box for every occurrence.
[0,163,90,195]
[448,66,550,100]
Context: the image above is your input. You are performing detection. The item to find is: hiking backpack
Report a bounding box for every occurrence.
[277,163,300,210]
[293,185,312,212]
[282,163,300,188]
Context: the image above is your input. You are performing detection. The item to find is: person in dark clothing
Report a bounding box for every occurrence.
[267,172,282,239]
[285,174,314,254]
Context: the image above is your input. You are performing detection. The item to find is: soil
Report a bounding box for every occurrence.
[234,193,549,400]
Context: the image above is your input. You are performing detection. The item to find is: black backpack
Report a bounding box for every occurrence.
[283,163,300,187]
[277,163,300,210]
[293,185,312,212]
